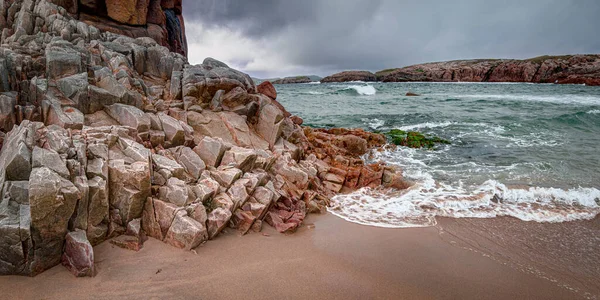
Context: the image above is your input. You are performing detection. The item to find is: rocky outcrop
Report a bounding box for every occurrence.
[0,0,187,56]
[272,76,313,84]
[376,55,600,86]
[321,71,377,83]
[0,0,410,278]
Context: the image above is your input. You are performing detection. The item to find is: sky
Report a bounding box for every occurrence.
[182,0,600,79]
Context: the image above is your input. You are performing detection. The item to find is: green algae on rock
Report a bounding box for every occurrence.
[385,129,450,149]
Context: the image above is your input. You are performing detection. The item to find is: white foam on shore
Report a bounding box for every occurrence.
[329,178,600,228]
[345,85,377,96]
[329,145,600,228]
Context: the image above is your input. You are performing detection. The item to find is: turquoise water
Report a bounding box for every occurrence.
[276,82,600,227]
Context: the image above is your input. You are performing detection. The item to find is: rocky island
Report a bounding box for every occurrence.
[321,55,600,85]
[376,55,600,85]
[320,71,378,83]
[271,76,317,84]
[0,0,407,277]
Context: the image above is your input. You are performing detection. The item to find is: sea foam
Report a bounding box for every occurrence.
[344,85,377,96]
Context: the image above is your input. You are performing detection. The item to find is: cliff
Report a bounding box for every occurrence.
[321,71,377,83]
[0,0,187,56]
[376,55,600,85]
[0,0,407,277]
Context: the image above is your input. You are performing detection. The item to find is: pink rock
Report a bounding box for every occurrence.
[207,208,232,239]
[61,230,94,277]
[257,81,277,100]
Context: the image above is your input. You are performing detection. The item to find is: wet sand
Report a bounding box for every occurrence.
[0,214,595,300]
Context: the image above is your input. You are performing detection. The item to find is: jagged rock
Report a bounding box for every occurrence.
[108,160,151,225]
[152,154,185,180]
[227,179,250,211]
[257,81,277,100]
[170,70,182,100]
[210,166,242,189]
[207,207,231,239]
[221,147,257,172]
[164,210,207,250]
[44,101,84,130]
[0,202,31,276]
[1,124,33,181]
[170,146,205,180]
[110,235,143,251]
[57,73,88,105]
[61,230,94,277]
[212,193,235,212]
[0,93,16,132]
[256,102,284,147]
[87,176,109,245]
[150,198,181,239]
[182,58,256,104]
[158,113,184,146]
[45,40,83,80]
[32,147,70,179]
[186,202,208,225]
[231,209,256,235]
[29,167,80,275]
[105,104,151,133]
[158,177,189,207]
[221,86,253,110]
[193,136,230,168]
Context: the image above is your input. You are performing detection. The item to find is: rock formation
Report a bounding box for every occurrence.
[0,0,187,57]
[375,55,600,86]
[271,76,313,84]
[321,71,377,83]
[0,0,408,277]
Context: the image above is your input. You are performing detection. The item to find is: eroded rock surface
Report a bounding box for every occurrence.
[0,0,410,278]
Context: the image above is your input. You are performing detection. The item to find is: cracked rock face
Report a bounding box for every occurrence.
[0,0,410,278]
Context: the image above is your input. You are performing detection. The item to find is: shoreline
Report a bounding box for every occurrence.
[2,213,596,300]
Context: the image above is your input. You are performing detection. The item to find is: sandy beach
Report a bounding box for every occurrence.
[2,214,597,300]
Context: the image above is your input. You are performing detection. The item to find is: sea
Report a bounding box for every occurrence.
[275,81,600,228]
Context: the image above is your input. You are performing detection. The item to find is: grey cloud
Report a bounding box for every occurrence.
[183,0,600,77]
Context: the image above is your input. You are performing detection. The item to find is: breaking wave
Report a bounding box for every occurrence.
[329,175,600,228]
[587,109,600,114]
[340,85,377,96]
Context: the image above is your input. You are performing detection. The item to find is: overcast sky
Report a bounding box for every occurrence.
[183,0,600,78]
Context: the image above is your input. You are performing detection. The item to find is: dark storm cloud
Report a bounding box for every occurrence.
[183,0,600,78]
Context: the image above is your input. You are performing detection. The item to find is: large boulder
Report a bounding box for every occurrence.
[193,137,230,168]
[182,58,256,104]
[105,104,151,133]
[45,40,83,81]
[170,146,206,180]
[108,160,151,225]
[257,81,277,100]
[207,207,231,239]
[0,93,16,132]
[164,211,207,250]
[61,230,94,277]
[29,167,80,275]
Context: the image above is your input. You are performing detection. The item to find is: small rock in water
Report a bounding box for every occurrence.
[406,92,420,96]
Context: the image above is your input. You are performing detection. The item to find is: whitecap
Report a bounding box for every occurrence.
[362,118,385,129]
[587,109,600,114]
[344,85,377,96]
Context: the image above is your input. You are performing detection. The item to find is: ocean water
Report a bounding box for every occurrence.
[275,82,600,227]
